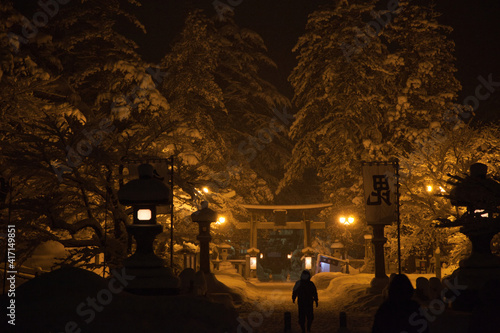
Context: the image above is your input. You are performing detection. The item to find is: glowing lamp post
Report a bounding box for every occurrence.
[191,201,218,274]
[339,216,355,274]
[117,163,179,295]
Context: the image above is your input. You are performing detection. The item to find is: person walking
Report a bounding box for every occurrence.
[292,270,318,333]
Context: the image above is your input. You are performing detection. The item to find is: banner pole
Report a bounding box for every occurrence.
[170,156,174,269]
[395,160,401,274]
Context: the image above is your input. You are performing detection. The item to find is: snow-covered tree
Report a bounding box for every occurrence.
[385,125,500,268]
[159,10,292,233]
[283,0,462,249]
[213,11,292,191]
[0,0,175,269]
[284,0,393,205]
[383,0,461,152]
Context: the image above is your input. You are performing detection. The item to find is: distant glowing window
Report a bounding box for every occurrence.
[137,209,152,221]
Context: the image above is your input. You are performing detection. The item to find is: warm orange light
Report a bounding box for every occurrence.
[250,257,257,270]
[305,257,312,269]
[339,216,354,225]
[137,209,152,221]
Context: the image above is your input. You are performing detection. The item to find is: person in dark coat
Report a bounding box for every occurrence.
[292,270,318,333]
[372,274,430,333]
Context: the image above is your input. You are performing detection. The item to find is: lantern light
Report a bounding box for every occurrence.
[137,209,152,221]
[250,256,257,270]
[305,256,312,270]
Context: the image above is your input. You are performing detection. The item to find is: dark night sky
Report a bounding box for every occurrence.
[128,0,500,121]
[13,0,500,121]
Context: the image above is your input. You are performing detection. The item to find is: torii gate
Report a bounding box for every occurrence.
[236,203,332,253]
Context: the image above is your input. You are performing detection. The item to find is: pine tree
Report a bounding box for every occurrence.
[213,11,292,194]
[383,0,461,152]
[284,0,393,218]
[283,0,462,254]
[160,9,292,217]
[285,1,460,208]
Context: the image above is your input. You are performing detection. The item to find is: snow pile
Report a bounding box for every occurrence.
[311,272,344,290]
[214,271,261,302]
[324,274,382,313]
[321,273,442,314]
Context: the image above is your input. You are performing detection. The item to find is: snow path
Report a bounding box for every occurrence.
[236,281,373,333]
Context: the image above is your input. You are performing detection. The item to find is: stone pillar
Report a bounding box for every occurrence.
[250,219,258,249]
[303,220,312,248]
[197,221,212,274]
[370,224,389,293]
[245,254,250,279]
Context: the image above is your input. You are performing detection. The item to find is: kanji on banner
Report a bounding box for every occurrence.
[362,162,398,225]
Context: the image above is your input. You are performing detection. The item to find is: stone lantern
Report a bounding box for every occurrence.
[437,163,500,310]
[217,243,235,273]
[117,163,179,295]
[331,240,345,259]
[331,240,349,273]
[190,201,218,274]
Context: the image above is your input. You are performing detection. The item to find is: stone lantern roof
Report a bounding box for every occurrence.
[118,164,170,205]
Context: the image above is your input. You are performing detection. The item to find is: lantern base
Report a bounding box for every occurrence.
[119,265,180,296]
[122,224,180,295]
[443,252,500,311]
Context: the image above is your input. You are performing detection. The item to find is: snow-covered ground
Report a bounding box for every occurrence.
[217,271,448,333]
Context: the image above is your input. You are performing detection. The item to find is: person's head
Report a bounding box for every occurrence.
[300,270,311,281]
[416,277,429,290]
[388,274,414,302]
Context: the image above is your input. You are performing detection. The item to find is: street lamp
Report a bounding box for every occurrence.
[339,216,355,227]
[339,215,355,274]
